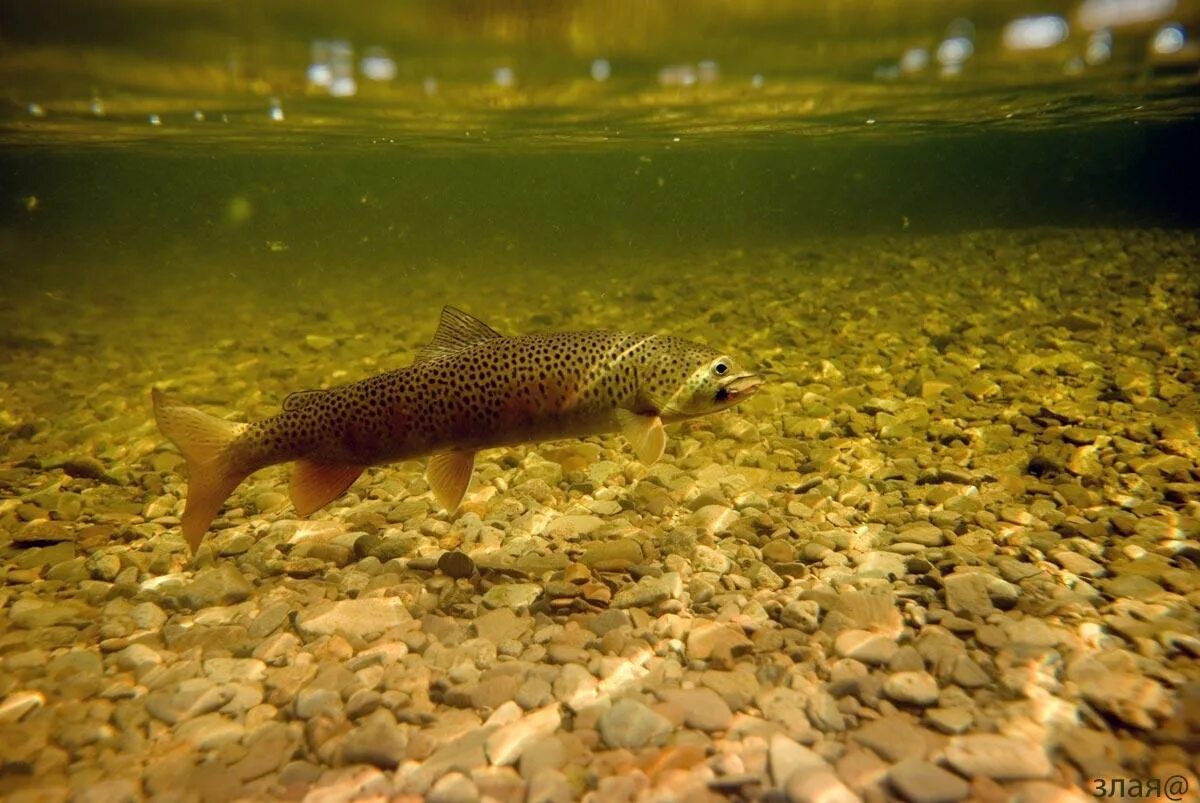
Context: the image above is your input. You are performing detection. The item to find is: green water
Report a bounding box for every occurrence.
[2,0,1199,297]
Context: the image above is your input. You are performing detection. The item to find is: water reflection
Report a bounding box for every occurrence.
[1152,22,1186,53]
[1,1,1197,149]
[1077,0,1178,30]
[1003,16,1071,51]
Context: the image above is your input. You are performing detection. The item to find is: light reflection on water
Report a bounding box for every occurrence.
[0,0,1196,151]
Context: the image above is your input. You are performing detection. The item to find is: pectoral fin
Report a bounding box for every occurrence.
[427,451,476,512]
[617,410,666,465]
[289,459,365,515]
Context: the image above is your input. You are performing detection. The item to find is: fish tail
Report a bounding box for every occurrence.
[151,388,251,553]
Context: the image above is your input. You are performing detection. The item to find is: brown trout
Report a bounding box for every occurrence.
[153,306,762,552]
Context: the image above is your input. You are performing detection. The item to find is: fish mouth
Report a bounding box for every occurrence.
[714,373,764,405]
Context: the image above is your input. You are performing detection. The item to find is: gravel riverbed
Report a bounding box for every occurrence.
[1,228,1198,802]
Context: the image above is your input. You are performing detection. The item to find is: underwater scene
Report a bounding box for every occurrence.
[1,1,1199,802]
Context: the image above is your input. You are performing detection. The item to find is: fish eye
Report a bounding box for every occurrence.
[713,360,729,376]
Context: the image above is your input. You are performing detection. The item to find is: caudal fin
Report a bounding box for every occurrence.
[151,388,250,553]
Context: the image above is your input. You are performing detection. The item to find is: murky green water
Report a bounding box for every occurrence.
[2,0,1198,296]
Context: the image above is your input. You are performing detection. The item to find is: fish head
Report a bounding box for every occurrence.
[638,336,763,421]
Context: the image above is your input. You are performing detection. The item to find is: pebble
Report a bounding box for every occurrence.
[834,630,898,665]
[437,550,475,578]
[341,709,408,769]
[657,687,733,732]
[598,698,672,749]
[883,671,939,706]
[943,734,1052,780]
[295,598,412,641]
[687,621,754,665]
[612,572,680,609]
[579,539,643,570]
[177,564,254,609]
[485,703,562,765]
[482,583,543,611]
[888,758,970,803]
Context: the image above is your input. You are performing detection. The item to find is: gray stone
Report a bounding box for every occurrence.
[943,734,1052,780]
[884,672,939,706]
[527,768,574,803]
[612,573,680,609]
[342,710,407,769]
[481,583,542,611]
[658,687,732,732]
[485,703,562,766]
[888,758,970,803]
[687,621,753,665]
[427,772,478,803]
[295,598,411,641]
[852,716,929,762]
[9,598,90,629]
[769,733,826,786]
[597,698,671,749]
[785,769,859,803]
[834,630,898,665]
[579,539,642,570]
[473,608,531,645]
[780,600,821,632]
[805,690,845,732]
[899,522,945,547]
[179,564,254,609]
[545,515,604,539]
[924,706,973,734]
[942,573,994,618]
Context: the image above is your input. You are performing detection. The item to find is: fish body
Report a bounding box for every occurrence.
[154,307,761,552]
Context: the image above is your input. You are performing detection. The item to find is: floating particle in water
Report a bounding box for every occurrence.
[193,110,206,122]
[1078,0,1177,31]
[148,113,161,126]
[360,47,396,82]
[900,48,929,74]
[1003,15,1070,50]
[493,66,516,88]
[1152,22,1185,54]
[308,40,333,87]
[22,195,39,212]
[330,76,357,97]
[227,197,252,224]
[658,64,697,86]
[591,58,611,82]
[697,60,720,83]
[90,98,105,117]
[1087,29,1114,64]
[751,73,765,88]
[938,37,974,66]
[27,103,45,117]
[269,100,284,121]
[423,76,439,96]
[266,241,288,252]
[1064,55,1086,75]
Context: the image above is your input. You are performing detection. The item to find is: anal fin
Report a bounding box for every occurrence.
[289,459,365,515]
[617,410,666,465]
[427,451,476,512]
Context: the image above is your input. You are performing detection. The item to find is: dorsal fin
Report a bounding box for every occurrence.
[282,389,325,411]
[415,306,504,363]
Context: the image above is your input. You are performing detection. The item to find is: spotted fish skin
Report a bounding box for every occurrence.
[153,307,762,553]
